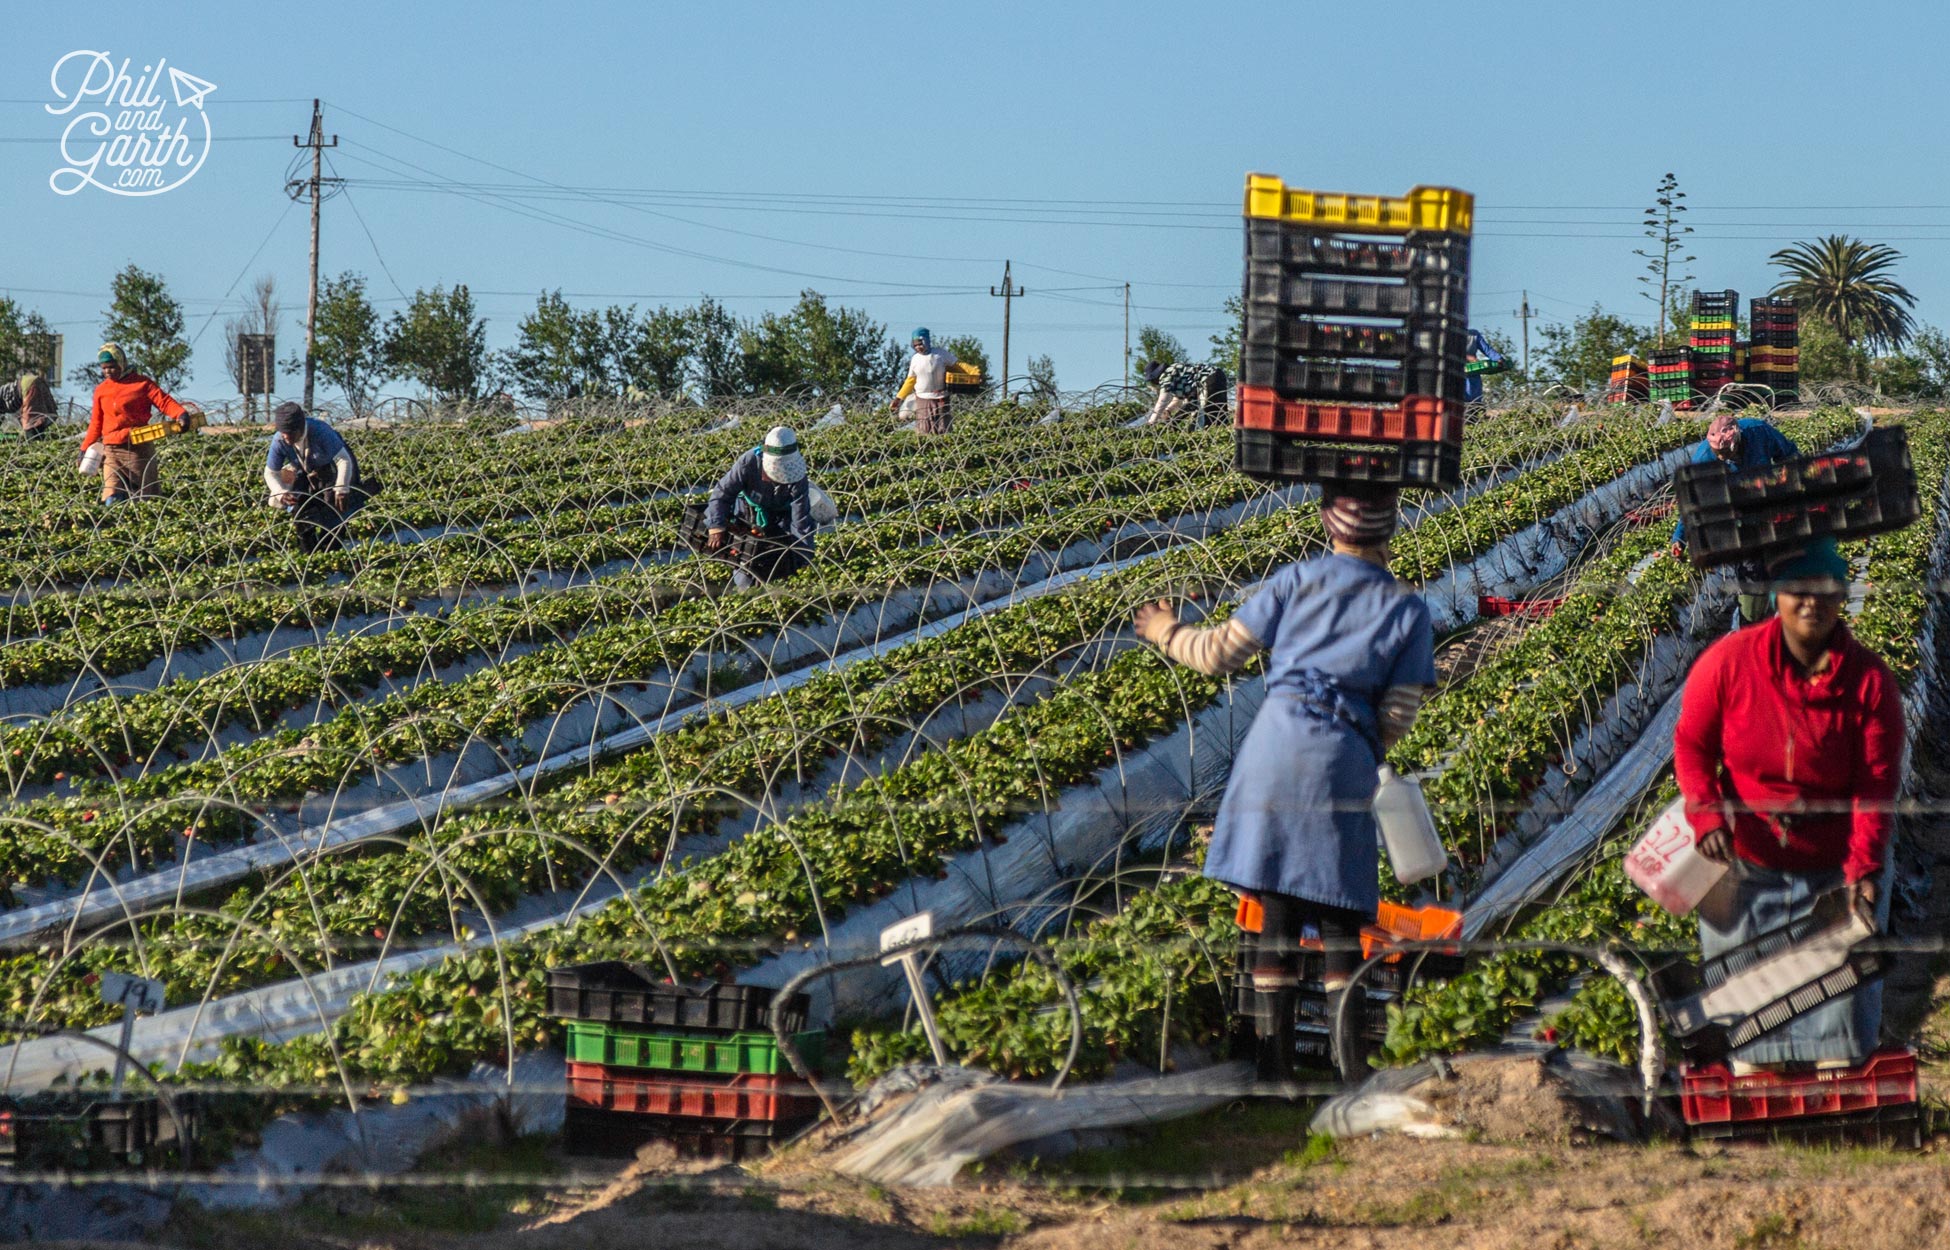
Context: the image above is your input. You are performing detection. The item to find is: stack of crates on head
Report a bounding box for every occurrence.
[1607,354,1648,404]
[1750,297,1800,400]
[1235,175,1471,491]
[1689,289,1739,400]
[1648,346,1693,408]
[1674,425,1919,568]
[547,963,823,1161]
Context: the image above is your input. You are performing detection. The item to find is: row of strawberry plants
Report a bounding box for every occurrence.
[0,416,1709,897]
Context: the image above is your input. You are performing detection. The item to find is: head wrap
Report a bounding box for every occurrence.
[1143,361,1165,385]
[1320,484,1400,547]
[1767,536,1849,591]
[97,343,126,369]
[273,401,308,438]
[18,372,40,394]
[760,425,807,484]
[910,327,931,349]
[1706,412,1742,459]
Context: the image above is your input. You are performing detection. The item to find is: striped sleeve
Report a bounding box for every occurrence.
[1378,684,1427,748]
[1158,617,1263,676]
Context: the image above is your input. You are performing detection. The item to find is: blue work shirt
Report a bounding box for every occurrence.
[1462,329,1503,403]
[1671,418,1800,546]
[266,417,356,481]
[1203,553,1436,911]
[703,448,816,550]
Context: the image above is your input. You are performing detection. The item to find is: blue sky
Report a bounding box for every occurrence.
[5,0,1946,399]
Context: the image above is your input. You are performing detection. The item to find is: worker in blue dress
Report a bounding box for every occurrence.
[1135,484,1436,1080]
[1462,329,1507,404]
[1671,411,1801,626]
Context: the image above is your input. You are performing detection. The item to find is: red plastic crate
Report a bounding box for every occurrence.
[1680,1049,1918,1126]
[566,1062,821,1123]
[1235,387,1462,444]
[1478,595,1564,620]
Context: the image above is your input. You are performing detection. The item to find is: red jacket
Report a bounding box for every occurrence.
[1674,617,1903,883]
[83,374,184,450]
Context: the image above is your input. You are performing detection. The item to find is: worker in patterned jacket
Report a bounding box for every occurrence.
[702,425,817,587]
[0,372,55,438]
[1142,359,1229,427]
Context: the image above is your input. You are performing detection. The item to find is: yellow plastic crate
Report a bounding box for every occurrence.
[126,420,175,445]
[1243,174,1473,235]
[944,362,984,386]
[1611,354,1644,367]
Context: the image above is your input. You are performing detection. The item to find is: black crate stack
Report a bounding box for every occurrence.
[1750,296,1800,400]
[1236,175,1473,491]
[1689,289,1739,400]
[548,963,821,1161]
[1674,425,1918,567]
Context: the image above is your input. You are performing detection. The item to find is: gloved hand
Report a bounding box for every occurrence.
[1134,599,1180,647]
[275,492,299,508]
[705,528,726,552]
[1670,541,1686,561]
[332,489,350,511]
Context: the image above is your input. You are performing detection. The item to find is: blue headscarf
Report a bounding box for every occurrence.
[910,327,931,349]
[1768,536,1849,588]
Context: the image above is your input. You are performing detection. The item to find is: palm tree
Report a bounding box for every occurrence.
[1769,235,1918,351]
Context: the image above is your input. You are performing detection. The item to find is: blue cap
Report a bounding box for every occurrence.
[910,327,931,346]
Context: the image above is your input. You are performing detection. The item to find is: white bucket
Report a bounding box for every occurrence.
[1624,798,1729,915]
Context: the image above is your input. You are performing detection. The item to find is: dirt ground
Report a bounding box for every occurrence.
[86,1083,1945,1250]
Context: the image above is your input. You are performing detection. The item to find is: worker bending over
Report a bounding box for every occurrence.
[1672,412,1800,626]
[892,328,957,435]
[703,425,817,587]
[1142,359,1229,427]
[0,372,55,438]
[265,402,368,553]
[80,343,195,502]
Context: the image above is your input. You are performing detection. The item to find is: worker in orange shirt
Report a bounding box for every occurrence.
[80,343,196,503]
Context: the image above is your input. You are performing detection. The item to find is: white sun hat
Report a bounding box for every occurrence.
[761,425,807,484]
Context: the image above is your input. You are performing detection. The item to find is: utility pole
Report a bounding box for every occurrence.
[990,260,1023,400]
[1123,282,1131,382]
[1514,290,1534,377]
[291,100,338,410]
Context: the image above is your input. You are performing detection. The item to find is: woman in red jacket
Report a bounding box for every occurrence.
[80,342,192,503]
[1674,537,1903,1071]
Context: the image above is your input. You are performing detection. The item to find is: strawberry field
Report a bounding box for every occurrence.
[0,399,1931,1130]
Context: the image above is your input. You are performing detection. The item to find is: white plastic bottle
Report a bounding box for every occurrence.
[1374,765,1448,885]
[1624,798,1728,915]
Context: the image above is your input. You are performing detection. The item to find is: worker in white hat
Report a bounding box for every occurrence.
[701,425,817,586]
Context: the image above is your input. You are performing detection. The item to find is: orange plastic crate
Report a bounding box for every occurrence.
[1233,896,1460,961]
[1235,387,1462,444]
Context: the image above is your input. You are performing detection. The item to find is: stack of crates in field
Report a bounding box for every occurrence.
[1750,297,1800,399]
[1689,289,1739,399]
[1236,175,1471,491]
[1607,353,1648,404]
[547,963,822,1160]
[1648,346,1693,408]
[1680,1049,1920,1147]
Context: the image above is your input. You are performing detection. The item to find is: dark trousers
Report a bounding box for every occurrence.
[1253,891,1370,1081]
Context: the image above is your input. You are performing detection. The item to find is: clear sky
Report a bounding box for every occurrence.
[5,0,1946,400]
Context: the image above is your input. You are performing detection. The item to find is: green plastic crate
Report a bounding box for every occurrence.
[564,1021,826,1075]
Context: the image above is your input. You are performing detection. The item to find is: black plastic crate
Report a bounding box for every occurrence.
[0,1094,196,1168]
[1691,288,1740,310]
[1649,347,1691,367]
[546,964,810,1033]
[1245,261,1468,321]
[1684,477,1917,568]
[1677,427,1907,512]
[1234,428,1460,489]
[561,1104,813,1162]
[1242,307,1468,362]
[1239,346,1467,403]
[1688,1102,1920,1149]
[1244,221,1470,280]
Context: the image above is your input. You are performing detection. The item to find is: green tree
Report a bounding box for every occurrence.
[1769,235,1918,351]
[1209,293,1244,375]
[384,284,488,403]
[938,334,988,377]
[293,273,390,417]
[739,290,901,396]
[688,297,746,398]
[1023,353,1058,402]
[1634,173,1695,348]
[610,305,693,398]
[1534,305,1655,393]
[1796,314,1870,386]
[0,298,59,386]
[1132,326,1188,383]
[508,290,602,402]
[86,264,189,389]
